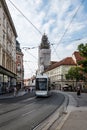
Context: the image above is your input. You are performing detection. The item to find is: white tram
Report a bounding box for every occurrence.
[35,74,51,97]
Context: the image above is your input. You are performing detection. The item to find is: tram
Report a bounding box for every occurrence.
[35,74,51,97]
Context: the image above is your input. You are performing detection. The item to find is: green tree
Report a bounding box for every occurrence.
[78,43,87,58]
[78,43,87,74]
[65,43,87,89]
[65,66,85,82]
[65,66,86,89]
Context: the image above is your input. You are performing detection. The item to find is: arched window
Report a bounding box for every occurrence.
[17,64,21,71]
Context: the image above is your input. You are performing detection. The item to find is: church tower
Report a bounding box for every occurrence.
[38,33,51,73]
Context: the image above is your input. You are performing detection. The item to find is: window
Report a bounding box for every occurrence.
[17,56,21,61]
[17,64,21,71]
[3,31,5,43]
[3,13,5,27]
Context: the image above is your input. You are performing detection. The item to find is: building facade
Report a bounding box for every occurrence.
[0,0,17,94]
[45,57,76,89]
[45,51,85,90]
[16,40,24,90]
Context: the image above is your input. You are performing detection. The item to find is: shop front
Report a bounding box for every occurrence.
[0,66,17,94]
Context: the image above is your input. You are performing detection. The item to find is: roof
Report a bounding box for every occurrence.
[50,61,58,65]
[45,57,76,72]
[73,51,84,62]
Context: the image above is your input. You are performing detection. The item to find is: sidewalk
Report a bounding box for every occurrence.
[56,92,87,130]
[58,110,87,130]
[0,90,27,99]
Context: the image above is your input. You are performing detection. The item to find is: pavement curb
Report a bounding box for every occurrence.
[55,91,77,130]
[55,112,70,130]
[33,92,69,130]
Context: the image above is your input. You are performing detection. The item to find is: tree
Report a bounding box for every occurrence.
[65,66,86,90]
[65,43,87,89]
[65,66,85,82]
[78,43,87,58]
[78,43,87,76]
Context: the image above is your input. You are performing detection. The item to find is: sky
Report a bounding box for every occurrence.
[6,0,87,79]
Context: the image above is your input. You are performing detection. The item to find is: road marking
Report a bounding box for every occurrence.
[22,109,36,117]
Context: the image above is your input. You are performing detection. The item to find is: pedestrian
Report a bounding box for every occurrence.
[6,86,9,93]
[77,86,81,96]
[14,86,17,96]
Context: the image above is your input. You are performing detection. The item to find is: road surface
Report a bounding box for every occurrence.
[0,92,65,130]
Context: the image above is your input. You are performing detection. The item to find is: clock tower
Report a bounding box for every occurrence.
[38,33,51,72]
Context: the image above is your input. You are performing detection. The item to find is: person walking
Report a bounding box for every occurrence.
[14,86,17,96]
[77,86,81,96]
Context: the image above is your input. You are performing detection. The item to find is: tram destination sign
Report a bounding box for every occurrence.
[37,78,47,82]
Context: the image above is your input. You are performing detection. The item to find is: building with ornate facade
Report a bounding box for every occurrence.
[16,40,24,90]
[0,0,17,94]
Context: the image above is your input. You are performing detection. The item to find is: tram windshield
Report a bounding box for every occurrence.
[36,78,47,90]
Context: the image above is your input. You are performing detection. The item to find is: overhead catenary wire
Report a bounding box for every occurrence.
[22,48,38,61]
[51,44,61,60]
[21,38,84,50]
[53,0,85,54]
[2,0,86,67]
[23,50,37,77]
[8,0,42,36]
[48,38,83,60]
[22,46,38,50]
[7,0,85,61]
[23,60,37,70]
[0,32,86,60]
[24,61,36,73]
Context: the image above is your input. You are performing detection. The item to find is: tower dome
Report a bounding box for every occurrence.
[40,33,50,49]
